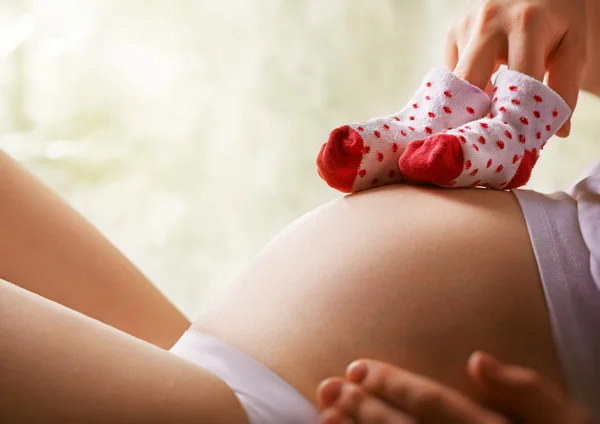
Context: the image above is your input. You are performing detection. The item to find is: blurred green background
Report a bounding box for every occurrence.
[1,0,599,318]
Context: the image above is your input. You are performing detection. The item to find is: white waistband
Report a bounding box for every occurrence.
[512,188,600,424]
[169,330,318,424]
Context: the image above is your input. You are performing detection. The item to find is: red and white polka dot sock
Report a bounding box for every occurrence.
[398,70,571,189]
[316,68,490,193]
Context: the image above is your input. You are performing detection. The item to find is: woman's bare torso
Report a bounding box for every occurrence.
[195,185,563,405]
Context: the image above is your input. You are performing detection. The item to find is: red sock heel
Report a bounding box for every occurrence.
[399,134,464,186]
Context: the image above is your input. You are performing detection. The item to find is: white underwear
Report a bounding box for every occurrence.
[169,330,318,424]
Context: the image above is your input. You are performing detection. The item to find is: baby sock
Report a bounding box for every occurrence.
[316,68,490,193]
[398,70,571,189]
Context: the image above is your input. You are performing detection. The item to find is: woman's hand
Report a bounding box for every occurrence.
[317,352,592,423]
[447,0,587,137]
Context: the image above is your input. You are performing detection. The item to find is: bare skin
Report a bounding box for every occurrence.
[0,138,562,423]
[311,0,600,421]
[316,355,592,423]
[0,149,189,350]
[447,0,587,136]
[195,184,564,407]
[0,149,249,423]
[0,279,247,424]
[6,0,600,417]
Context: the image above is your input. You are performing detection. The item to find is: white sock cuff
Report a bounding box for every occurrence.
[421,68,491,114]
[494,70,571,127]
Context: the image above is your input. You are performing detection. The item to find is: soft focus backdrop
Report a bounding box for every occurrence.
[1,0,599,319]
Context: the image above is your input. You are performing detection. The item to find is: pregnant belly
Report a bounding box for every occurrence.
[195,185,564,405]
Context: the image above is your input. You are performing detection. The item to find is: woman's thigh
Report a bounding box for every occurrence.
[0,279,247,424]
[0,150,189,349]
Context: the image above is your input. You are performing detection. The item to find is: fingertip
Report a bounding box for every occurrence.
[483,78,495,97]
[346,360,369,384]
[317,378,345,409]
[466,352,486,391]
[555,120,571,138]
[468,351,506,387]
[553,84,579,121]
[467,351,483,371]
[547,52,584,120]
[469,351,499,369]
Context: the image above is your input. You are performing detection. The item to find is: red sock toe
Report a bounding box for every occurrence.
[316,125,364,193]
[505,149,539,189]
[399,134,464,186]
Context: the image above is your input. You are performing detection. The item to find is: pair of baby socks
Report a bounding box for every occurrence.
[317,68,570,192]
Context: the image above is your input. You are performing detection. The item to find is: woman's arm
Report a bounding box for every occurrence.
[0,150,189,349]
[0,279,247,424]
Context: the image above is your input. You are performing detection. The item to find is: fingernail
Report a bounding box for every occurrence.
[318,379,344,407]
[472,351,498,369]
[346,361,368,383]
[477,353,505,380]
